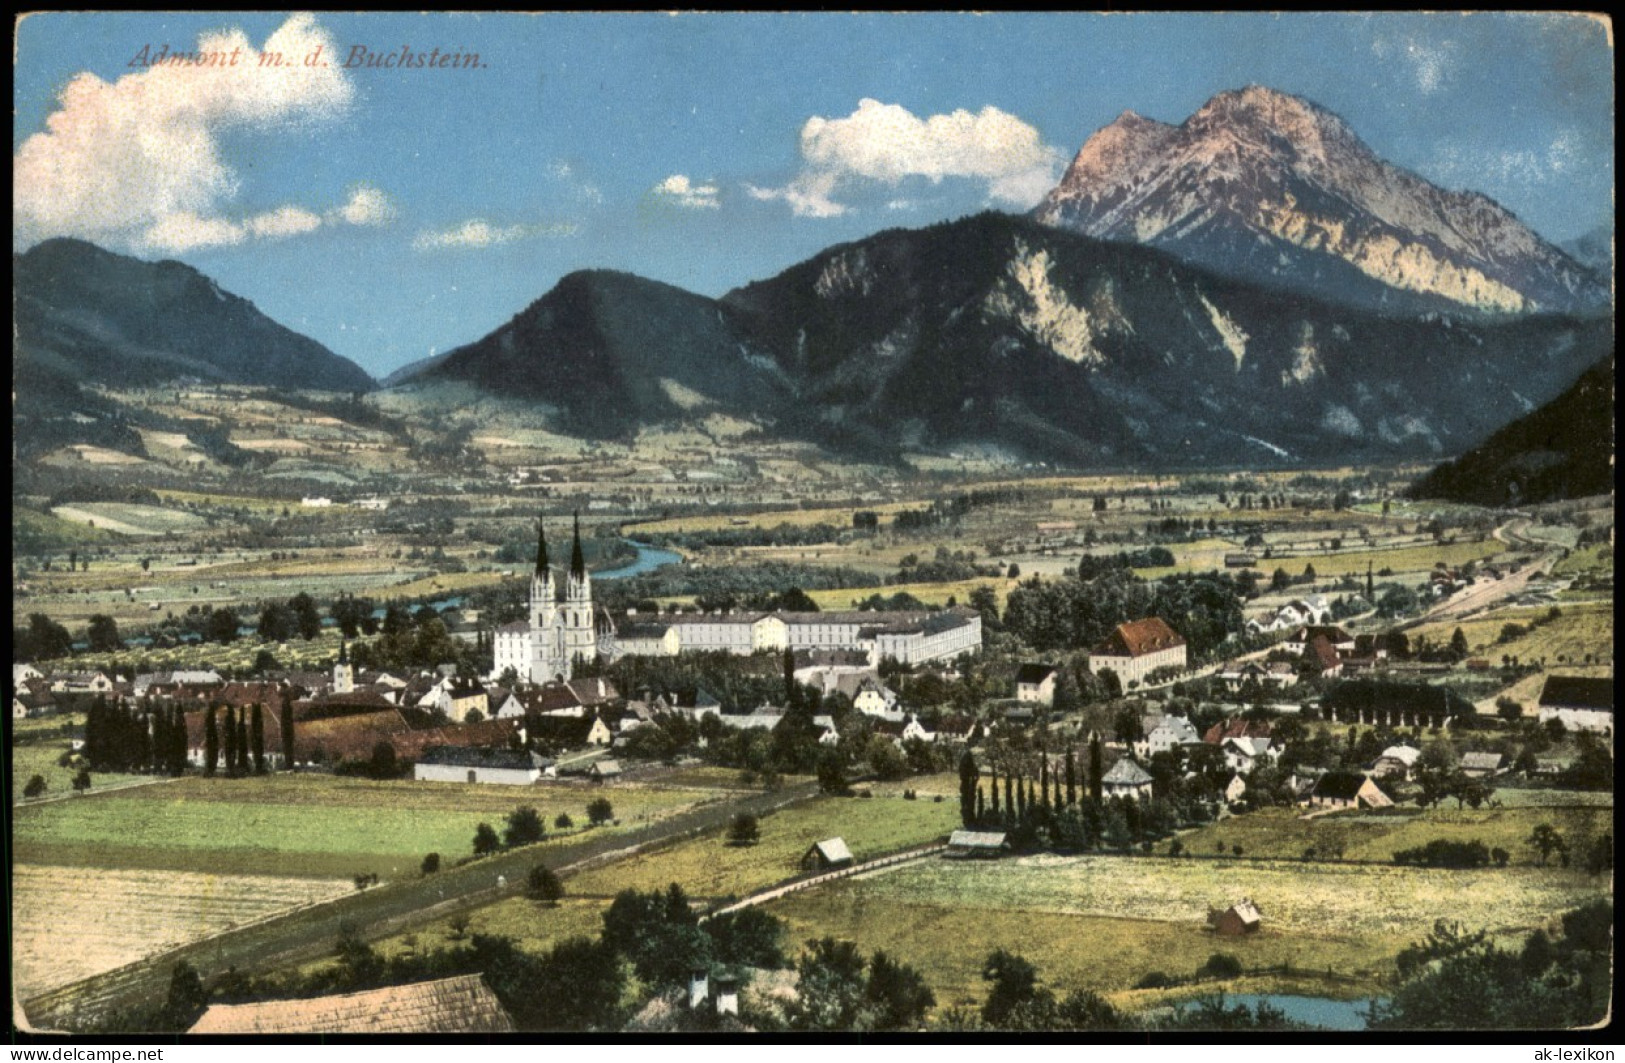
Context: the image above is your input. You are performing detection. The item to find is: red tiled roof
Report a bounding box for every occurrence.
[1092,618,1185,658]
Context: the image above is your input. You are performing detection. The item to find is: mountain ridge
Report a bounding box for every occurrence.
[409,210,1610,467]
[14,237,375,393]
[1033,85,1607,317]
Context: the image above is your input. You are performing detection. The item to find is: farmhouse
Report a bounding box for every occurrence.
[1089,618,1186,688]
[1537,676,1613,735]
[188,974,514,1033]
[1100,758,1154,800]
[1371,744,1421,780]
[801,837,854,871]
[1136,714,1202,758]
[414,746,548,785]
[1015,663,1058,706]
[1208,898,1263,937]
[588,758,622,781]
[1305,771,1392,810]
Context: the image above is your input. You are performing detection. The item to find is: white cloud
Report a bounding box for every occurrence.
[14,13,353,252]
[143,212,246,254]
[653,174,720,209]
[246,206,323,239]
[746,172,847,218]
[752,98,1062,218]
[412,219,578,251]
[331,184,397,226]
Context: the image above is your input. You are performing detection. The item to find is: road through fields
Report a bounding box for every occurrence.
[21,779,822,1032]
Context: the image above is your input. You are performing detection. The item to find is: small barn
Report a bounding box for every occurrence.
[589,758,623,782]
[946,830,1008,859]
[188,974,513,1034]
[1208,898,1263,937]
[800,837,854,871]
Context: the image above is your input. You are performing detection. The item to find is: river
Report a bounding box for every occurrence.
[595,540,683,581]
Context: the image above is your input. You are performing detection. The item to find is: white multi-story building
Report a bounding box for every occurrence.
[1089,618,1187,688]
[606,606,982,665]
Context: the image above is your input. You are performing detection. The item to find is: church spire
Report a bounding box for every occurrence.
[570,511,586,578]
[535,517,550,575]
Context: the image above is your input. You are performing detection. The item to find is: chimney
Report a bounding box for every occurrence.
[688,968,709,1010]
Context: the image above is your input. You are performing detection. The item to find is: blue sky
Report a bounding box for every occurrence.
[14,12,1614,379]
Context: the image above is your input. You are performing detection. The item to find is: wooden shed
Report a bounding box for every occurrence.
[800,837,854,871]
[1207,898,1263,937]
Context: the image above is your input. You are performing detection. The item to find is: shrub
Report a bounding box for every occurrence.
[586,797,614,826]
[1198,953,1244,980]
[421,852,441,876]
[554,813,574,830]
[1135,971,1174,989]
[1393,839,1491,868]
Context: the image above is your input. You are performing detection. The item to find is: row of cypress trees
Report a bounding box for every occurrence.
[959,733,1108,830]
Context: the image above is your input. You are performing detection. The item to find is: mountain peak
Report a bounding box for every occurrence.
[1034,86,1607,316]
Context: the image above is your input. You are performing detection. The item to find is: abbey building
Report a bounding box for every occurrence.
[493,517,609,684]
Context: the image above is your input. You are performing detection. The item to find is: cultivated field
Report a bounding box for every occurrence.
[12,774,728,880]
[558,785,959,902]
[11,865,350,999]
[768,849,1609,1013]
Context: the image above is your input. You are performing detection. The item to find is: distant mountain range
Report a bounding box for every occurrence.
[1409,357,1614,506]
[413,211,1608,466]
[14,238,374,393]
[1033,86,1608,317]
[11,86,1614,473]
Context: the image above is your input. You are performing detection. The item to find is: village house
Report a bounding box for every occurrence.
[1281,625,1356,657]
[1217,660,1298,692]
[1304,770,1392,810]
[1099,758,1154,800]
[1135,714,1203,758]
[1014,663,1058,706]
[1246,595,1331,635]
[1370,744,1422,780]
[1203,718,1274,746]
[1222,735,1278,774]
[188,975,513,1034]
[1537,676,1613,735]
[1089,618,1186,688]
[851,678,901,716]
[50,671,114,695]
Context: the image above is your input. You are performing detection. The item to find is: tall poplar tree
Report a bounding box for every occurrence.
[251,704,266,775]
[224,705,239,775]
[1089,733,1103,804]
[204,707,219,776]
[958,750,979,828]
[1065,748,1077,807]
[280,690,295,770]
[237,715,250,774]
